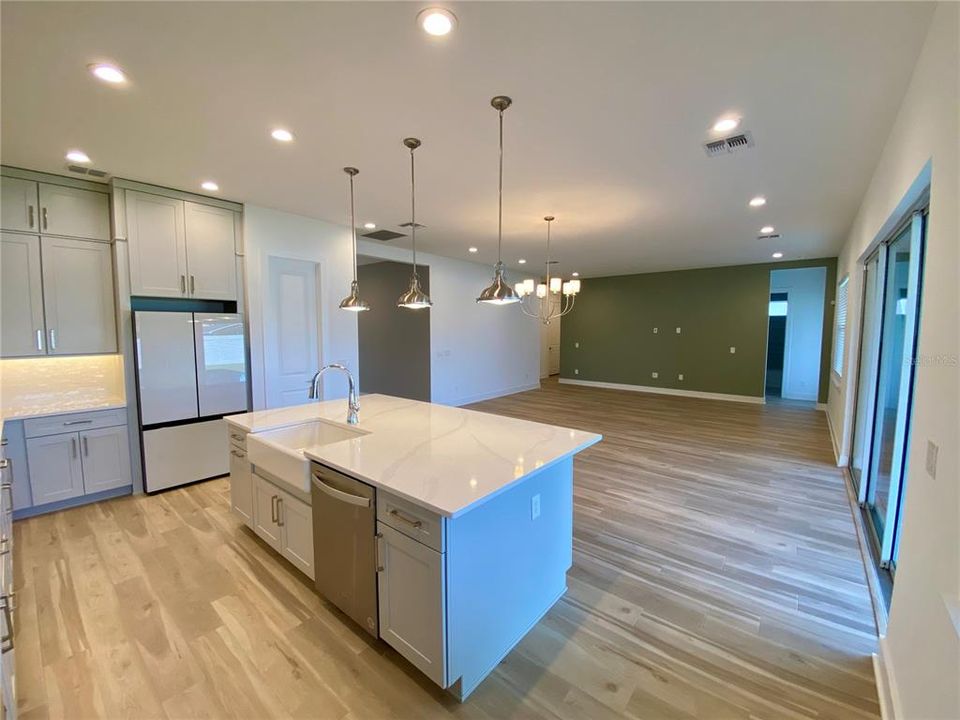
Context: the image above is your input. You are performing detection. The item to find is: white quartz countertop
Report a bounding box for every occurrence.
[1,398,126,421]
[226,394,602,517]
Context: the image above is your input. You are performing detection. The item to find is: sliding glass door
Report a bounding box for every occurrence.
[849,210,925,571]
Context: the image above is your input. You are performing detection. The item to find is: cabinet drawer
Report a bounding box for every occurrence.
[227,427,247,450]
[24,408,127,438]
[377,491,445,553]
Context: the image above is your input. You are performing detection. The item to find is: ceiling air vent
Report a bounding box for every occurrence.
[362,229,406,242]
[758,232,781,240]
[65,164,111,180]
[703,131,755,158]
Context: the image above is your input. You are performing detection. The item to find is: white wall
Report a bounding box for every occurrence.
[357,239,540,406]
[771,267,826,402]
[243,203,540,410]
[826,4,958,718]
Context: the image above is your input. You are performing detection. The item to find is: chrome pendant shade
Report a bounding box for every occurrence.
[398,138,432,310]
[477,96,520,305]
[516,215,581,323]
[339,166,370,313]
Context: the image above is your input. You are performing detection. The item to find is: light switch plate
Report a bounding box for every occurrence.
[678,373,684,381]
[531,494,541,520]
[675,327,681,334]
[574,341,580,349]
[730,346,736,354]
[651,371,658,379]
[574,368,579,375]
[926,440,939,479]
[653,327,658,334]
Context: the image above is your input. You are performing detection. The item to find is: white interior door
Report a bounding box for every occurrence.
[264,257,320,408]
[135,311,198,425]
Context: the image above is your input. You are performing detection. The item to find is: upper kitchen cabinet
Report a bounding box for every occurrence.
[1,178,110,240]
[41,237,117,354]
[37,184,110,240]
[184,202,238,301]
[0,233,45,356]
[126,190,238,301]
[1,177,39,232]
[126,191,188,298]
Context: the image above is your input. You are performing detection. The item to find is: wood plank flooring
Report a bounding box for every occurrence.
[13,380,879,719]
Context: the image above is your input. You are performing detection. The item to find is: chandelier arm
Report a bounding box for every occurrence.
[518,297,541,319]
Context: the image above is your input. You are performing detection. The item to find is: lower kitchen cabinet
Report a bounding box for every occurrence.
[250,473,315,580]
[376,521,447,687]
[229,445,253,528]
[21,409,132,513]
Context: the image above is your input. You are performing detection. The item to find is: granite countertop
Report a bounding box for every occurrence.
[226,394,602,517]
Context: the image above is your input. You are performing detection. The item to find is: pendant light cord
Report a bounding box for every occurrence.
[349,172,358,283]
[545,218,551,288]
[410,146,418,277]
[497,107,504,265]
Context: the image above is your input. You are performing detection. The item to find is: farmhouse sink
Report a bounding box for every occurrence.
[246,420,367,493]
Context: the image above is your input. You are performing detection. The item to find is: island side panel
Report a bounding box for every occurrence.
[445,457,574,699]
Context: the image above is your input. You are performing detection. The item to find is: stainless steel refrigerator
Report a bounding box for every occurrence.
[134,311,249,492]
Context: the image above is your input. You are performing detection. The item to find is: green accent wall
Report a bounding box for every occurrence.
[559,258,837,403]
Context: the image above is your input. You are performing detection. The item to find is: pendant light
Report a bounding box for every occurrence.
[477,96,520,305]
[516,215,581,324]
[339,166,369,312]
[397,138,432,310]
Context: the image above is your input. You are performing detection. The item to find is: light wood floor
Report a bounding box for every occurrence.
[13,380,879,719]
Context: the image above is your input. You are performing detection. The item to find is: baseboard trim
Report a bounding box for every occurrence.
[874,636,901,720]
[558,378,765,405]
[825,410,848,466]
[448,382,541,407]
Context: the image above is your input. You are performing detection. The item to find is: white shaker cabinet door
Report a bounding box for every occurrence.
[184,202,237,300]
[377,522,447,688]
[40,237,117,355]
[1,176,39,232]
[126,191,188,298]
[278,491,314,580]
[0,233,45,357]
[252,475,282,552]
[229,446,253,528]
[38,184,110,241]
[26,433,85,505]
[79,425,132,493]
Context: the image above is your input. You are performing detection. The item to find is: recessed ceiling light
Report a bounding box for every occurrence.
[88,63,127,84]
[518,258,527,264]
[712,116,740,133]
[749,196,767,208]
[571,272,579,277]
[418,7,456,36]
[468,246,478,253]
[363,222,376,230]
[271,128,294,143]
[760,225,775,234]
[65,150,91,163]
[772,252,783,259]
[201,181,219,192]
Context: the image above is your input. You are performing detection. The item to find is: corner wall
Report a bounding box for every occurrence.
[825,4,958,718]
[559,257,837,403]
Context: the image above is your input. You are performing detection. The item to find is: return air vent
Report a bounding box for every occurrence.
[703,131,755,158]
[362,229,406,242]
[66,164,111,179]
[758,232,781,240]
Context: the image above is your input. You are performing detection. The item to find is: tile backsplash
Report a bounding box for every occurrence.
[0,354,126,418]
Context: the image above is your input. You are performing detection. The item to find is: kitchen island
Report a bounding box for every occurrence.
[225,394,601,700]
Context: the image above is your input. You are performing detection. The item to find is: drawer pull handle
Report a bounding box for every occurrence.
[230,433,244,441]
[36,328,43,351]
[190,275,196,295]
[276,497,284,527]
[49,328,57,351]
[270,495,278,524]
[180,275,186,294]
[71,437,78,458]
[83,436,89,456]
[63,420,93,426]
[0,596,13,653]
[389,508,423,529]
[230,449,245,458]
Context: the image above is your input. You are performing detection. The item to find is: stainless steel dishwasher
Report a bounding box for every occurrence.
[310,462,378,637]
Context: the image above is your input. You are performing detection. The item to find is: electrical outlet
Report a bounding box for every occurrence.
[675,327,681,334]
[651,371,658,379]
[574,341,580,349]
[926,440,939,479]
[531,494,541,520]
[574,368,579,375]
[729,346,736,354]
[678,373,684,381]
[653,327,658,334]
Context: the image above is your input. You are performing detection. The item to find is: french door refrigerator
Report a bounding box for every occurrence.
[134,311,249,492]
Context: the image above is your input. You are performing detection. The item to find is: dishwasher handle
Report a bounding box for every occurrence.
[312,473,371,508]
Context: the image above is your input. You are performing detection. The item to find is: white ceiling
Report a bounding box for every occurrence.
[1,2,933,277]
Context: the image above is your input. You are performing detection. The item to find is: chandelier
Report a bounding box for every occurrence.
[515,215,581,324]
